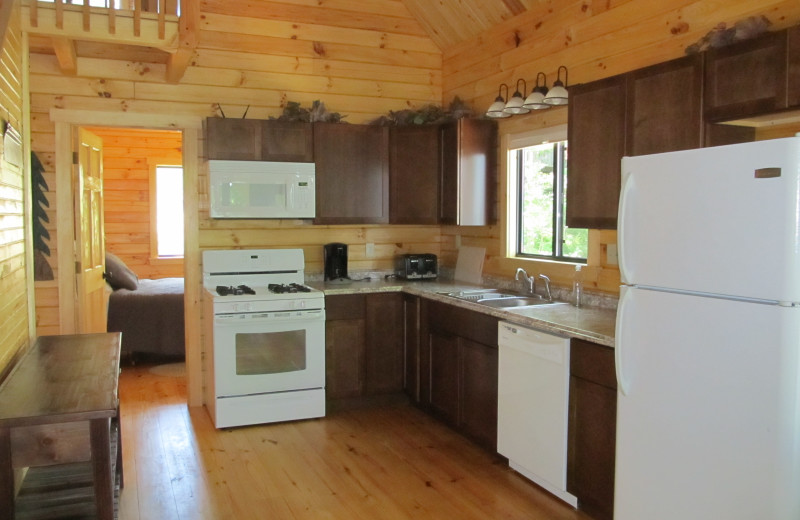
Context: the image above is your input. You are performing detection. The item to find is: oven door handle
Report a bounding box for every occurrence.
[214,310,325,324]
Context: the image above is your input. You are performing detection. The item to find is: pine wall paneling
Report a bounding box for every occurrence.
[27,0,443,405]
[0,0,28,375]
[440,0,800,293]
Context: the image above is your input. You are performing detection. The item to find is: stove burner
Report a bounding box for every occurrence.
[268,283,312,294]
[216,285,256,296]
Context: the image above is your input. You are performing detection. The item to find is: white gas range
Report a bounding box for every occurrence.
[202,249,325,428]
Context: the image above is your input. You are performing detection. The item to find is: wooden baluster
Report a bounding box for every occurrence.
[108,0,116,34]
[134,0,141,37]
[166,0,178,16]
[158,0,166,39]
[82,0,90,32]
[55,0,63,29]
[30,0,38,28]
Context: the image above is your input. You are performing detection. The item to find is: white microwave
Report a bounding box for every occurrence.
[208,160,316,219]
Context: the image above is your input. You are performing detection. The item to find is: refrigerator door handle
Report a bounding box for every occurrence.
[617,170,634,283]
[615,286,631,396]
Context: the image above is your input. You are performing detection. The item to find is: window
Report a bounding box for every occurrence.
[511,138,587,261]
[153,165,184,258]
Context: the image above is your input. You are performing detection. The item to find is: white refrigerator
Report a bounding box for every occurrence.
[615,136,800,520]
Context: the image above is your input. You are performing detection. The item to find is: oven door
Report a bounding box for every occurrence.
[212,308,325,397]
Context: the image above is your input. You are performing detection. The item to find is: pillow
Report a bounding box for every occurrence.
[104,252,139,291]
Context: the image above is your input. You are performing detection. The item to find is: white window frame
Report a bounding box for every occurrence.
[148,160,184,261]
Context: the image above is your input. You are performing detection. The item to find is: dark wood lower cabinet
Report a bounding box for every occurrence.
[421,299,499,450]
[325,293,403,401]
[568,338,618,520]
[459,338,498,448]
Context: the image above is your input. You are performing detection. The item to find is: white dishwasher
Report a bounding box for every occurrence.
[497,321,577,507]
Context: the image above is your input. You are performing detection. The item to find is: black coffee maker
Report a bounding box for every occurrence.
[323,243,349,281]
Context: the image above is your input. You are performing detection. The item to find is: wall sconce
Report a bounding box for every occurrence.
[523,72,549,110]
[486,83,511,118]
[504,79,529,115]
[543,66,569,106]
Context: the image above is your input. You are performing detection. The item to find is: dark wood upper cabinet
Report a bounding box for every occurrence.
[260,121,314,162]
[626,54,704,156]
[704,30,789,121]
[440,118,498,226]
[313,123,390,225]
[389,125,440,224]
[567,74,626,230]
[789,25,800,108]
[205,118,263,160]
[205,118,313,161]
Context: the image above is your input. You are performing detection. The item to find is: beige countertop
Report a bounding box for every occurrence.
[308,278,617,348]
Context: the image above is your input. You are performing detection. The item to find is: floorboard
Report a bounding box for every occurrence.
[118,362,592,520]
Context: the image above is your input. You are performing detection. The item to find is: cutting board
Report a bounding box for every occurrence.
[454,246,485,284]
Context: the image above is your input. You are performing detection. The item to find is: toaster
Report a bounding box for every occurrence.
[395,254,438,280]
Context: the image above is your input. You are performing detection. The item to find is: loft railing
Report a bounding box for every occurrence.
[27,0,180,40]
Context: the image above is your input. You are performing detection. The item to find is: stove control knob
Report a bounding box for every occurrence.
[298,300,306,309]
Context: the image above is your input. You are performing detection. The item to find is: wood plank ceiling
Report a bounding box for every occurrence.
[401,0,535,50]
[25,0,536,67]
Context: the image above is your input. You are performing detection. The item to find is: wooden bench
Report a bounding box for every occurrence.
[0,333,122,519]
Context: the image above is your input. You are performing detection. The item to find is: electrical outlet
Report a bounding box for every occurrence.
[607,244,618,265]
[365,242,375,257]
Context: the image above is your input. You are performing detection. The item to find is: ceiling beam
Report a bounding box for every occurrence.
[52,36,78,75]
[165,0,199,83]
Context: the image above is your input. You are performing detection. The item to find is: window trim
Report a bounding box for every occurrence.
[148,159,184,261]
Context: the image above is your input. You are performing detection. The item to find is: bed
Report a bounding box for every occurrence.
[105,252,185,358]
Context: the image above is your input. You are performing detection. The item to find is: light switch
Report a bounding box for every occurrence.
[365,243,375,257]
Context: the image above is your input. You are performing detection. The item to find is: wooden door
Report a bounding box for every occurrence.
[74,128,107,333]
[459,338,498,449]
[428,329,459,425]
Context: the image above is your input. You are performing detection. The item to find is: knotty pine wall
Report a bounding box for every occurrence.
[28,0,443,341]
[440,0,800,293]
[0,1,28,375]
[87,126,184,280]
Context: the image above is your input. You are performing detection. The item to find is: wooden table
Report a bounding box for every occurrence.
[0,333,122,519]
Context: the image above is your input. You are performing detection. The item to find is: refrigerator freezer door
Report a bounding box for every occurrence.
[614,286,800,520]
[618,136,800,302]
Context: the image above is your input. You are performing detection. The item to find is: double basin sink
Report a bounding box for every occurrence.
[442,289,568,309]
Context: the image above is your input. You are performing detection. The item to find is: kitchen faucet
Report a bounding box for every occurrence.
[538,274,553,301]
[515,268,535,295]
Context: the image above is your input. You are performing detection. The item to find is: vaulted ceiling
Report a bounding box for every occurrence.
[401,0,539,50]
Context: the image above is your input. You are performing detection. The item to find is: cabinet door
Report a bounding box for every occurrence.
[567,339,617,520]
[789,25,800,108]
[325,295,366,399]
[402,294,421,402]
[205,118,262,160]
[627,54,703,156]
[459,338,498,449]
[364,293,404,395]
[567,74,626,229]
[704,30,788,121]
[389,125,440,224]
[428,330,459,425]
[325,318,365,399]
[261,121,314,162]
[440,119,497,226]
[314,123,389,224]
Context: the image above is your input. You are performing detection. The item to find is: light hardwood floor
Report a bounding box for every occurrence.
[118,363,592,520]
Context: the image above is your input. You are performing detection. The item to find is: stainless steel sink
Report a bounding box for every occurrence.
[477,296,568,309]
[442,289,566,308]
